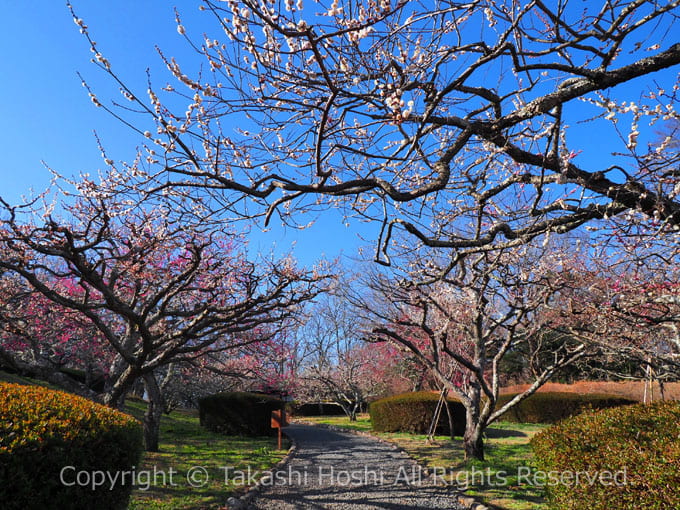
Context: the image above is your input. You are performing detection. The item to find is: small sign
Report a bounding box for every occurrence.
[271,409,288,428]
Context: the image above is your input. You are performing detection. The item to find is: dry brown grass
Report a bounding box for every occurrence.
[501,380,680,402]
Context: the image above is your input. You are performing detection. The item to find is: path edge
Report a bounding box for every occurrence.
[292,420,500,510]
[226,431,298,510]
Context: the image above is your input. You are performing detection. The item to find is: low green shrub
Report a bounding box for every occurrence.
[531,400,680,510]
[0,382,143,510]
[496,392,635,423]
[199,391,284,436]
[369,391,465,436]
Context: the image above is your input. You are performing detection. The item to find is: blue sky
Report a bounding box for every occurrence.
[0,2,676,268]
[0,1,376,268]
[0,2,181,198]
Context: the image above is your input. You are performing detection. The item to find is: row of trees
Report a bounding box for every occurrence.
[0,183,331,450]
[356,241,680,459]
[1,199,678,457]
[2,0,679,461]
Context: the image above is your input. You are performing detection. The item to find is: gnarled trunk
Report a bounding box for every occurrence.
[339,400,359,421]
[103,365,136,410]
[462,386,486,461]
[463,423,485,461]
[0,347,101,401]
[142,372,165,452]
[348,404,358,421]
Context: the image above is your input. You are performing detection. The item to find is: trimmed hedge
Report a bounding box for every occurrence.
[531,400,680,510]
[369,391,466,436]
[0,382,143,510]
[291,402,347,416]
[496,392,636,423]
[199,391,284,436]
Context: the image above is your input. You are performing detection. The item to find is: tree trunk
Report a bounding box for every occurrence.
[0,347,102,400]
[463,427,485,461]
[142,372,165,452]
[340,402,355,421]
[103,365,136,409]
[463,400,485,461]
[349,403,358,421]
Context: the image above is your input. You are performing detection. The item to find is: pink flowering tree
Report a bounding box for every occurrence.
[226,322,305,397]
[0,275,114,395]
[0,182,330,451]
[242,332,304,396]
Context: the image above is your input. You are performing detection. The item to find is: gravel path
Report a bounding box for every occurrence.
[247,424,466,509]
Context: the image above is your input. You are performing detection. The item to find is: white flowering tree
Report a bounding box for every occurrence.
[358,245,591,460]
[552,254,680,394]
[61,1,680,455]
[298,294,387,420]
[70,0,680,263]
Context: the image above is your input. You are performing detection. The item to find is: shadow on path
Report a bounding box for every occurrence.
[248,424,465,510]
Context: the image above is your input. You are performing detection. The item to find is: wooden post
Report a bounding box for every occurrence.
[271,409,287,450]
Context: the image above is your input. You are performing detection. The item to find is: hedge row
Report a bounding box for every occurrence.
[291,402,347,417]
[369,391,466,436]
[531,400,680,510]
[0,383,143,510]
[199,391,284,436]
[496,392,636,423]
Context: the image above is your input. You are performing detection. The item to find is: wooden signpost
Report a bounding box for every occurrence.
[270,409,288,450]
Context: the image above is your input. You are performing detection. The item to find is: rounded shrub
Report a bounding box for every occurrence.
[496,392,635,423]
[531,400,680,510]
[369,391,465,436]
[199,391,284,436]
[0,382,143,510]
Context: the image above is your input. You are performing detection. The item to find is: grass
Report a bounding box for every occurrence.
[438,422,549,510]
[124,399,290,510]
[0,369,65,389]
[298,414,549,510]
[293,414,373,432]
[0,370,290,510]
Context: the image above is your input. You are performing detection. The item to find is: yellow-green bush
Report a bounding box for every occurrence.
[369,391,466,435]
[0,383,143,510]
[497,392,635,423]
[531,400,680,510]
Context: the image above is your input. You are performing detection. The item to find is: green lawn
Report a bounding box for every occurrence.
[298,414,549,510]
[125,400,289,510]
[294,414,374,432]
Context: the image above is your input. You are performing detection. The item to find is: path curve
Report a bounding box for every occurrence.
[248,424,465,509]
